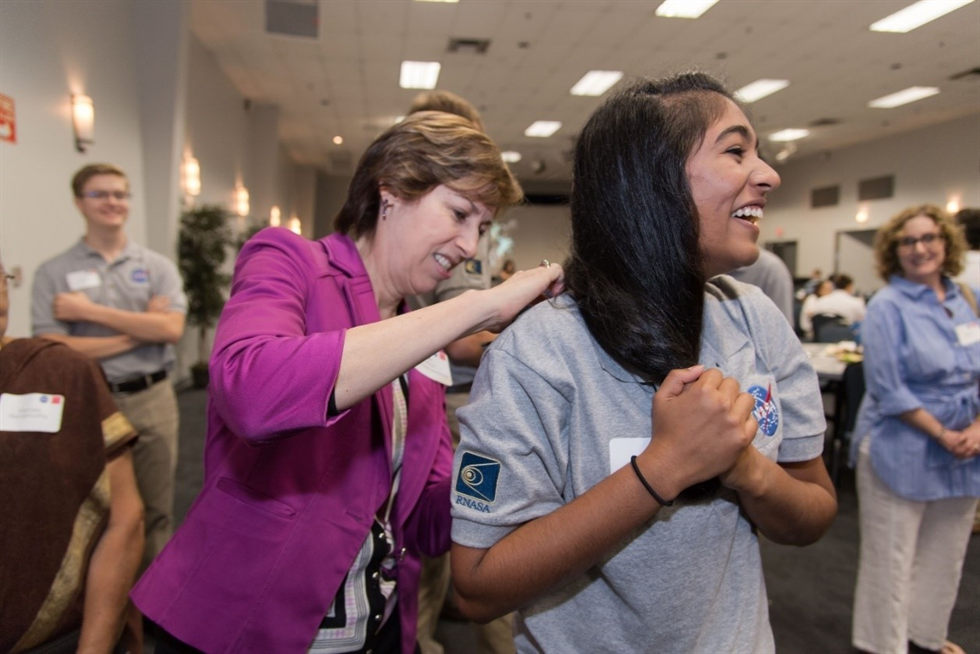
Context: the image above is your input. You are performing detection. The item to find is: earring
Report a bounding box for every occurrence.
[381,199,390,220]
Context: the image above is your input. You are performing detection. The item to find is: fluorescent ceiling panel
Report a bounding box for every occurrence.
[655,0,720,19]
[400,61,441,89]
[571,71,624,96]
[524,121,562,138]
[769,128,810,142]
[734,79,790,103]
[868,86,940,108]
[870,0,974,33]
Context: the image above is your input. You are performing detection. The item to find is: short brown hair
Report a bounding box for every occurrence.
[408,90,484,132]
[71,163,128,197]
[873,204,967,281]
[333,111,522,239]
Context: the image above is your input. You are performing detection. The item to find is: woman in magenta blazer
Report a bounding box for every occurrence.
[131,112,563,654]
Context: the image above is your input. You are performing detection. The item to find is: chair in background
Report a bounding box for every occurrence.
[830,361,865,487]
[812,313,850,343]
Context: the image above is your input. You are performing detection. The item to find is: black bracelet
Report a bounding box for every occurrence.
[630,455,673,507]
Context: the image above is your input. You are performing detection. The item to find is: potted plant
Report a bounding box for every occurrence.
[178,204,232,388]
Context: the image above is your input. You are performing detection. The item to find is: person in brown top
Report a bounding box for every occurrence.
[0,260,144,654]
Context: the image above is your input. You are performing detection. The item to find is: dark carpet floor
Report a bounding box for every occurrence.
[171,388,979,654]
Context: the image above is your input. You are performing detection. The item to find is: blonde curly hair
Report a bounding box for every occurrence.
[873,204,967,282]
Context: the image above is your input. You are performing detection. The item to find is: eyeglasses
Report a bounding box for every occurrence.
[81,190,131,201]
[896,232,943,250]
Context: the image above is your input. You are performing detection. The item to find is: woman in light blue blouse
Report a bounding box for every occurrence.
[851,204,980,654]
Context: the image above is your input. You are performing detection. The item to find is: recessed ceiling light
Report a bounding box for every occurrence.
[525,121,562,138]
[655,0,719,19]
[769,128,810,142]
[399,61,441,89]
[571,71,624,96]
[332,136,343,145]
[501,151,522,163]
[734,79,790,103]
[870,0,974,33]
[868,86,940,108]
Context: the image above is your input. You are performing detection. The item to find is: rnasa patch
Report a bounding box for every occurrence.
[455,451,500,508]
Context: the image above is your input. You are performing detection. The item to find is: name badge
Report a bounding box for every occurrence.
[414,351,453,386]
[0,393,66,433]
[66,269,101,291]
[608,437,650,475]
[955,321,980,347]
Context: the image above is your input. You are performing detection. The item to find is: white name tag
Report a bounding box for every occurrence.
[0,393,66,433]
[609,437,651,475]
[66,269,101,291]
[414,351,454,386]
[955,321,980,347]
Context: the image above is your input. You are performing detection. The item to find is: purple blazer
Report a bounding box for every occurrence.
[131,229,453,653]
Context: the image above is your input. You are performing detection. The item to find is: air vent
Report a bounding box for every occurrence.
[949,66,980,81]
[447,37,491,54]
[809,117,840,127]
[266,0,318,38]
[858,175,894,201]
[811,185,840,208]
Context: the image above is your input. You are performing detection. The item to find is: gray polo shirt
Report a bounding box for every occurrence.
[452,277,825,654]
[32,239,186,383]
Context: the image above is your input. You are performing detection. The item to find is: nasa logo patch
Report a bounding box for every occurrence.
[747,384,779,436]
[131,268,149,284]
[455,451,500,504]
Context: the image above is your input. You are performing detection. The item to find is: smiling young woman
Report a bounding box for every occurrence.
[448,73,836,653]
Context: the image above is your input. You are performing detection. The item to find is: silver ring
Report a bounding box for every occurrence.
[540,259,550,268]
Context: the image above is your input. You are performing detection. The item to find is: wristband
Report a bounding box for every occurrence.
[630,455,674,507]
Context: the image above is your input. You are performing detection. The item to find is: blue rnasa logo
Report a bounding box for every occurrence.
[747,384,779,436]
[131,268,149,284]
[455,451,500,510]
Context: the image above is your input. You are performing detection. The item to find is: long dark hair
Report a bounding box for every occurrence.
[566,73,735,384]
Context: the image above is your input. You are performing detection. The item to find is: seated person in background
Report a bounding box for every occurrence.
[799,278,834,338]
[0,260,144,654]
[450,73,836,653]
[808,273,866,325]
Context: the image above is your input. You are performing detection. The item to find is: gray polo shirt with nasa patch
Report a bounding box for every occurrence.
[451,277,825,654]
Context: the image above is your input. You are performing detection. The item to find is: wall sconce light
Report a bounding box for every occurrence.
[71,94,94,152]
[235,185,250,217]
[946,196,961,215]
[182,157,201,197]
[288,216,302,235]
[855,204,870,224]
[269,205,281,227]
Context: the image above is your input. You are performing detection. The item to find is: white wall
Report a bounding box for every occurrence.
[0,7,315,383]
[0,0,148,337]
[184,35,250,218]
[762,113,980,288]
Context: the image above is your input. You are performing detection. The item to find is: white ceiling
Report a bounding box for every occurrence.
[191,0,980,186]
